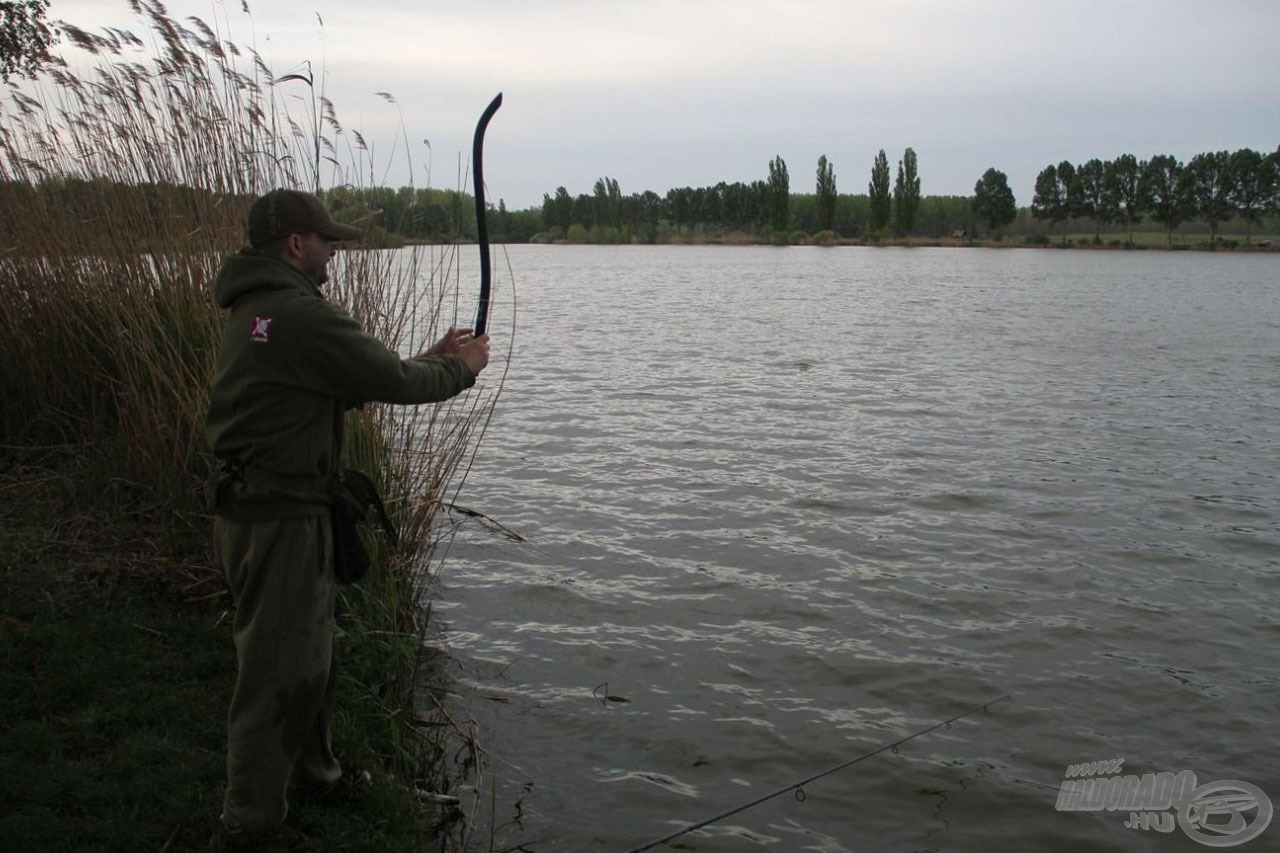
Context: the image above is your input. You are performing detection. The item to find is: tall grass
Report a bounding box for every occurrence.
[0,0,502,823]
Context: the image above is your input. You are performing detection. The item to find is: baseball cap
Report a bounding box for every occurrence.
[247,189,362,246]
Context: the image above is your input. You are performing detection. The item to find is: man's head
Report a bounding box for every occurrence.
[247,189,361,285]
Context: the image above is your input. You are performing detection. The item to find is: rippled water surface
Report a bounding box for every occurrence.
[430,245,1279,852]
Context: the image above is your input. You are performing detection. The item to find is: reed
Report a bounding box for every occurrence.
[0,0,502,831]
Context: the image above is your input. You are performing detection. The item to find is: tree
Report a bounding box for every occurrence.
[893,148,921,237]
[1141,155,1188,247]
[593,176,621,228]
[815,155,837,232]
[1075,158,1115,240]
[1106,154,1148,245]
[1226,148,1268,244]
[868,149,891,234]
[0,0,58,81]
[972,168,1016,236]
[542,186,572,232]
[1181,151,1233,245]
[496,198,512,240]
[1031,164,1069,242]
[767,155,790,233]
[570,193,594,228]
[1057,160,1083,222]
[1266,146,1280,218]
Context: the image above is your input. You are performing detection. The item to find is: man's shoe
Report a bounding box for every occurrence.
[210,820,316,852]
[294,769,372,806]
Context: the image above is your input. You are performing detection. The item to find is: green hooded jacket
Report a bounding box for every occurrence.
[205,249,476,521]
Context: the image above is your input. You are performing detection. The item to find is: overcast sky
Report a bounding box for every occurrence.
[52,0,1280,210]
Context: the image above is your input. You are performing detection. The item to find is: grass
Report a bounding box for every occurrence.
[1005,229,1278,249]
[0,510,443,852]
[1,2,504,850]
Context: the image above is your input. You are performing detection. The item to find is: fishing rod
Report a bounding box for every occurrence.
[621,694,1012,853]
[472,92,503,337]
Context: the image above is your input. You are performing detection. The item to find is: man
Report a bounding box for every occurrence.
[205,189,489,848]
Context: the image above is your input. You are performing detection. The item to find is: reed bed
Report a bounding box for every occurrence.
[0,0,503,841]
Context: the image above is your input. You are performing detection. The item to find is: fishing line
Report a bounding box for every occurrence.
[620,694,1011,853]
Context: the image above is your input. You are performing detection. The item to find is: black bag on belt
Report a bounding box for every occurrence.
[332,469,399,584]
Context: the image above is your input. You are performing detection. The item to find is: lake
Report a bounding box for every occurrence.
[429,245,1279,852]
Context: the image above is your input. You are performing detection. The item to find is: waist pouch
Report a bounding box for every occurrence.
[332,469,399,584]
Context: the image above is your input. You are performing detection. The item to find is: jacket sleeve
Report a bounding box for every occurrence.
[286,297,476,405]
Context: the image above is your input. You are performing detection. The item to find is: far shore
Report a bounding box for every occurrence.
[408,235,1280,251]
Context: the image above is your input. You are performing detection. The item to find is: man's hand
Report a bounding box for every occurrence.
[456,334,490,376]
[424,327,474,357]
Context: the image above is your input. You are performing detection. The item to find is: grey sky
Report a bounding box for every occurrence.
[54,0,1280,210]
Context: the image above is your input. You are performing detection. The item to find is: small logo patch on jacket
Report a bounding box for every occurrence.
[250,316,273,343]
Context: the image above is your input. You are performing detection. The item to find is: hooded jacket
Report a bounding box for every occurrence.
[205,248,476,521]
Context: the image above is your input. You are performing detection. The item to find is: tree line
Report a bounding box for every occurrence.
[537,147,953,243]
[1030,149,1279,246]
[531,144,1279,245]
[7,153,1275,250]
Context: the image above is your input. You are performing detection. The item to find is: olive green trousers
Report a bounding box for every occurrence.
[215,515,342,832]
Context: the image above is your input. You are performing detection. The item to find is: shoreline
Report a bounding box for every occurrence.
[404,235,1280,251]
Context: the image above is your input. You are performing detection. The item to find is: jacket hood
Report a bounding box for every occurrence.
[214,247,321,309]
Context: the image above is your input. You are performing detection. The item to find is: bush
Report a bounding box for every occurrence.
[1023,234,1050,245]
[530,226,564,243]
[588,224,622,244]
[813,229,840,246]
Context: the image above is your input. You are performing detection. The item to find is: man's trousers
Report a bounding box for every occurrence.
[214,514,342,832]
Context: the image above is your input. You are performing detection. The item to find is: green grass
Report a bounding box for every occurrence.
[0,513,448,852]
[1044,231,1277,248]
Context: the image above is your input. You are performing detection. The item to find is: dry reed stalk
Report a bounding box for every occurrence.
[2,6,510,835]
[0,0,505,622]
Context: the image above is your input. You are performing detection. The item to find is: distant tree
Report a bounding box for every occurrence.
[1226,148,1268,243]
[701,183,723,226]
[1141,155,1189,247]
[593,176,621,228]
[1075,158,1115,240]
[540,193,554,231]
[747,179,769,230]
[541,186,573,232]
[496,198,511,239]
[1182,151,1234,244]
[504,206,543,242]
[666,186,691,229]
[913,195,972,239]
[868,149,891,234]
[0,0,58,81]
[767,155,790,233]
[1031,164,1070,242]
[893,147,921,236]
[972,168,1016,236]
[571,193,594,228]
[815,155,837,232]
[632,189,664,235]
[1057,160,1083,221]
[1266,146,1280,218]
[1106,154,1148,244]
